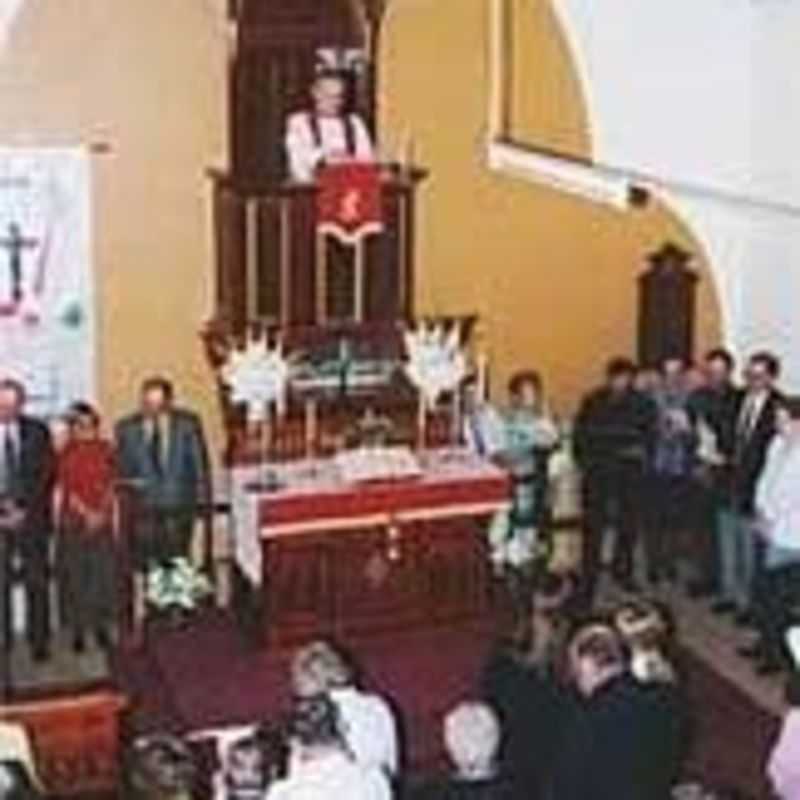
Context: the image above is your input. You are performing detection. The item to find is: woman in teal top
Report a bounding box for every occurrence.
[489,371,559,609]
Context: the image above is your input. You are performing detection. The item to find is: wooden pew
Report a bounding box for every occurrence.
[0,690,127,797]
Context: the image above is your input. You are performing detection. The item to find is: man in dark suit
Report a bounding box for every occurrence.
[573,358,658,606]
[548,624,683,800]
[687,348,740,598]
[115,376,210,568]
[715,351,783,626]
[0,378,54,670]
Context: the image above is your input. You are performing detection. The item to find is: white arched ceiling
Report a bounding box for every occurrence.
[547,0,800,388]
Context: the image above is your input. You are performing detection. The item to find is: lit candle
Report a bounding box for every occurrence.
[452,382,462,446]
[306,397,318,459]
[476,353,488,404]
[417,393,427,451]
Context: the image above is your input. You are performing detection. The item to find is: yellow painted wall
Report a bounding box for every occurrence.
[381,0,722,412]
[0,0,722,452]
[0,0,227,441]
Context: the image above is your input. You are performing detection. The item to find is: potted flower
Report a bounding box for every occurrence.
[144,557,213,628]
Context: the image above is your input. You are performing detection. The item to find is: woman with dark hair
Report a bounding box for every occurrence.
[488,371,558,593]
[55,402,117,652]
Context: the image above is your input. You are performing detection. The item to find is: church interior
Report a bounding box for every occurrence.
[0,0,799,798]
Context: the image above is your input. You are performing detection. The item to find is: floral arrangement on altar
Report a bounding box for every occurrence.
[219,336,291,422]
[403,321,467,408]
[145,557,212,613]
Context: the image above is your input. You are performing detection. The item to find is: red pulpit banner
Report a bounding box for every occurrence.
[317,162,384,244]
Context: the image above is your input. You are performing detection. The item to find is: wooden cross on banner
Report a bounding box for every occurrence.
[0,221,38,312]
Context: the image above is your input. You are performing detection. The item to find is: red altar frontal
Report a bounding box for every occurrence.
[229,449,511,647]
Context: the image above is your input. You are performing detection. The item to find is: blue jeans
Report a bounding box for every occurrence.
[717,508,757,611]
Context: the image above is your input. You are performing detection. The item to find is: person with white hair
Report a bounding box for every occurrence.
[404,702,512,800]
[284,71,375,184]
[290,640,398,778]
[267,695,390,800]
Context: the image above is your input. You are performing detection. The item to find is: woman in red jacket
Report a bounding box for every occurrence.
[55,402,117,652]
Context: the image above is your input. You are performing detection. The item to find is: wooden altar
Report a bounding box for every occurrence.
[229,450,511,646]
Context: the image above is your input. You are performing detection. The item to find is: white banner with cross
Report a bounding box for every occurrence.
[0,147,94,417]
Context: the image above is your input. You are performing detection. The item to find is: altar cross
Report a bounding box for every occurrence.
[0,221,39,307]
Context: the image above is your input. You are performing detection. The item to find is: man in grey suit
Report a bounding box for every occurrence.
[115,376,210,567]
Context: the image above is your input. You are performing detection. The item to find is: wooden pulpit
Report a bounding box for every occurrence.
[205,0,441,454]
[210,166,426,330]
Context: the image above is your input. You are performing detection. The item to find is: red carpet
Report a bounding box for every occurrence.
[116,609,493,770]
[116,608,780,797]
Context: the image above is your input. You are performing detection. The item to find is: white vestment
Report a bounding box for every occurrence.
[329,687,399,777]
[267,750,391,800]
[755,433,800,553]
[285,112,374,183]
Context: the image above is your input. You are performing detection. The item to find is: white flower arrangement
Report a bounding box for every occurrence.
[403,321,467,409]
[145,557,212,612]
[220,336,290,423]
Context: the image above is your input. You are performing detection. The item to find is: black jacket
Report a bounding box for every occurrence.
[12,415,54,533]
[547,674,683,800]
[573,387,658,475]
[728,388,783,513]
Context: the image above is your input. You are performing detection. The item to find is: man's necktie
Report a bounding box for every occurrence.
[737,395,757,446]
[149,419,164,475]
[0,427,17,496]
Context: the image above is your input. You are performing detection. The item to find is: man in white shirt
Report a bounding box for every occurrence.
[290,640,398,778]
[717,351,783,628]
[267,695,391,800]
[285,71,375,184]
[747,401,800,674]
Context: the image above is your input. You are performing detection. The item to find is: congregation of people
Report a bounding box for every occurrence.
[2,344,800,799]
[0,374,210,673]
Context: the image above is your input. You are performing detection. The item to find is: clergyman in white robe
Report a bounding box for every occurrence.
[285,111,374,184]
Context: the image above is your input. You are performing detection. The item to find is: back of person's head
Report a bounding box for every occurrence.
[288,694,344,753]
[532,571,571,613]
[568,623,627,696]
[128,734,196,800]
[0,760,40,800]
[221,735,269,800]
[443,702,501,779]
[252,721,289,783]
[613,600,668,650]
[290,640,354,698]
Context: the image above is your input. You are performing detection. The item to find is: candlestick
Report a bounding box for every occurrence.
[476,353,488,404]
[306,397,318,459]
[417,394,427,451]
[260,409,272,485]
[452,383,462,446]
